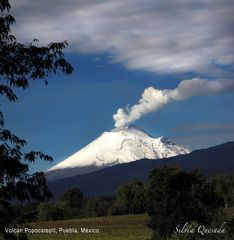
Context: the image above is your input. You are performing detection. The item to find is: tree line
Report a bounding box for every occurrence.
[12,167,234,239]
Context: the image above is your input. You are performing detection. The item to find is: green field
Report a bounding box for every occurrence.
[2,209,233,240]
[22,214,152,240]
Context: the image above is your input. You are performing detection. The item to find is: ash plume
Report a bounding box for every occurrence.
[113,78,234,128]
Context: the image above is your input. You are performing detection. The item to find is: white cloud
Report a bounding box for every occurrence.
[11,0,234,74]
[113,78,234,128]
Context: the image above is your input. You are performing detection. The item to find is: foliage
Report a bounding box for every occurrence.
[82,197,115,217]
[59,188,84,218]
[147,166,224,240]
[167,221,203,240]
[211,175,234,208]
[36,190,115,220]
[0,0,73,239]
[37,202,68,221]
[61,188,83,209]
[116,180,147,214]
[226,218,234,240]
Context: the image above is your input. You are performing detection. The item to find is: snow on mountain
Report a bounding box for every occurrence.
[46,126,190,181]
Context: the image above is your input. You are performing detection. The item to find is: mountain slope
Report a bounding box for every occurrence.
[46,126,190,180]
[48,141,234,199]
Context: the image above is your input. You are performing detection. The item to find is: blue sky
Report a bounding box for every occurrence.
[3,0,234,172]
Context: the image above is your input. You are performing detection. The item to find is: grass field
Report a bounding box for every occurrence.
[2,209,233,240]
[22,214,152,240]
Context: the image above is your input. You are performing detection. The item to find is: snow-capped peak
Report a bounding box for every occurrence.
[46,126,190,181]
[112,125,153,137]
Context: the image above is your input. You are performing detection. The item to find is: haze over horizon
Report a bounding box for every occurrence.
[3,0,234,172]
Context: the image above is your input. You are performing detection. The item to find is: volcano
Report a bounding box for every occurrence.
[46,126,190,181]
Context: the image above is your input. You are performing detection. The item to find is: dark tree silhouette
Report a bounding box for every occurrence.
[61,188,83,209]
[117,180,147,214]
[0,0,73,239]
[147,166,224,240]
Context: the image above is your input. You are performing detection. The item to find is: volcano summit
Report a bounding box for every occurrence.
[46,126,190,181]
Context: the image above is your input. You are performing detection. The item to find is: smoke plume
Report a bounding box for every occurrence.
[113,78,234,128]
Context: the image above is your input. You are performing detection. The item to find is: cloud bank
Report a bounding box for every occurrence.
[11,0,234,74]
[113,78,234,128]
